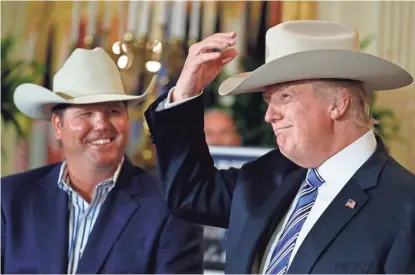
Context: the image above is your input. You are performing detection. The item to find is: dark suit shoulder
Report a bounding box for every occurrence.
[381,156,415,199]
[1,163,60,194]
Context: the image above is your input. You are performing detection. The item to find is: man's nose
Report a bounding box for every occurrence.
[92,113,110,130]
[264,105,283,123]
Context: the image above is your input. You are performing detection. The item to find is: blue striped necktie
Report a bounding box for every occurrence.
[265,168,325,274]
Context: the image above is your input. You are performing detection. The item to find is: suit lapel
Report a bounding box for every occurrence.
[288,142,389,273]
[228,166,306,273]
[287,177,369,273]
[35,164,69,274]
[75,159,142,274]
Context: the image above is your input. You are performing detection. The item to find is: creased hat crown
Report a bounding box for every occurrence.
[265,20,360,63]
[53,47,125,96]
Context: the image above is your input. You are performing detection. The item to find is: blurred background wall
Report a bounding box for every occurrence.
[1,0,414,177]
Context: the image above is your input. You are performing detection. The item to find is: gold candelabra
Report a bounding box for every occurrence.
[109,31,170,169]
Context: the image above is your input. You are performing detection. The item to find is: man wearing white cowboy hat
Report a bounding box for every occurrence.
[145,20,415,273]
[1,47,204,274]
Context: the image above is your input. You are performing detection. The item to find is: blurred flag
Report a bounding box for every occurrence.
[345,199,356,209]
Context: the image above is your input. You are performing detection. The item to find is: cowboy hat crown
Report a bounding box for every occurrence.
[53,47,125,96]
[14,47,156,120]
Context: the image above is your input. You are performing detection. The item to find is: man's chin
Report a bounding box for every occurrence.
[277,139,302,165]
[276,135,288,150]
[89,155,122,168]
[277,139,292,157]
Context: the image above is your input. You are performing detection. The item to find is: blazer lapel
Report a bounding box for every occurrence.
[287,177,369,273]
[227,166,306,273]
[75,158,142,274]
[288,142,389,274]
[35,164,69,274]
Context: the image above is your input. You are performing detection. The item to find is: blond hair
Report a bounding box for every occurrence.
[312,79,376,130]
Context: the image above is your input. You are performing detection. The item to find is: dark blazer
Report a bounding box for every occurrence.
[1,157,204,274]
[145,93,415,274]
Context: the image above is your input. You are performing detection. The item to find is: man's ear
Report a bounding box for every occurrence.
[329,89,350,120]
[51,113,63,141]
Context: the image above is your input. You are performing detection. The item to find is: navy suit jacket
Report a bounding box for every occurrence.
[1,157,204,274]
[145,93,415,273]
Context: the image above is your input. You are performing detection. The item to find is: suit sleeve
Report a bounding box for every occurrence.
[384,202,415,273]
[145,93,239,228]
[155,214,204,274]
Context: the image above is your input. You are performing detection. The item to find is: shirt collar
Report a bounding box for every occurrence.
[57,157,125,193]
[316,130,377,190]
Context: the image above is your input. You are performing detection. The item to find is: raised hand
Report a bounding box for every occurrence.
[173,32,238,102]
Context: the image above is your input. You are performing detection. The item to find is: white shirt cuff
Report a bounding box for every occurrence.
[164,87,203,109]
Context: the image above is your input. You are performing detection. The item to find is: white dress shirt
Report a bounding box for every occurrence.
[259,129,377,273]
[160,87,377,273]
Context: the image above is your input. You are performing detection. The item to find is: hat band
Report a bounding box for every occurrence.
[55,92,74,100]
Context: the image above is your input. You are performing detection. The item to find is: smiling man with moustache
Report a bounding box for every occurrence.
[145,20,415,273]
[1,48,203,274]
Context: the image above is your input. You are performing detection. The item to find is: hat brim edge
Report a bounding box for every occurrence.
[13,75,158,120]
[219,49,413,96]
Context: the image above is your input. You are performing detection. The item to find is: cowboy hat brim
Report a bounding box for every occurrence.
[14,75,158,120]
[218,49,413,96]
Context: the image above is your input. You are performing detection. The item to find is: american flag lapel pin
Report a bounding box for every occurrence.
[345,199,356,209]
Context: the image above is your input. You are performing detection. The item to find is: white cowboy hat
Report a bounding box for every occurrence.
[14,47,157,120]
[218,20,413,96]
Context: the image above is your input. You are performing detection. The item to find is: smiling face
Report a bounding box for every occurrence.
[52,101,129,170]
[263,80,333,166]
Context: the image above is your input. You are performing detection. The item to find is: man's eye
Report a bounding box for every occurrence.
[80,112,92,117]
